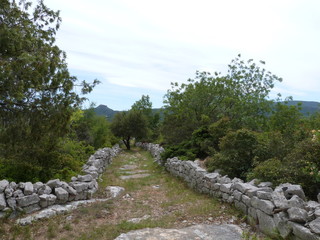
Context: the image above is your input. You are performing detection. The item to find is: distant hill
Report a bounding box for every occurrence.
[284,101,320,116]
[94,105,119,120]
[94,101,320,120]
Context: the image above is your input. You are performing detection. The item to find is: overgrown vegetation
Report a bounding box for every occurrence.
[0,0,111,182]
[160,55,320,199]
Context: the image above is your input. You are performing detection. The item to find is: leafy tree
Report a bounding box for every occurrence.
[162,55,282,145]
[131,95,152,119]
[111,110,148,150]
[132,95,161,141]
[0,0,98,181]
[206,129,258,179]
[70,108,116,149]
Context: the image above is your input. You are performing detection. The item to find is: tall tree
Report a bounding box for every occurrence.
[162,55,282,145]
[0,0,98,181]
[111,110,148,150]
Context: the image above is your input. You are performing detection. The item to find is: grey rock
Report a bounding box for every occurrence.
[288,207,308,223]
[307,201,320,211]
[257,191,272,200]
[258,182,273,188]
[220,183,232,193]
[289,222,320,240]
[0,180,9,193]
[281,183,306,200]
[233,190,242,201]
[115,224,243,240]
[318,193,320,203]
[251,196,275,215]
[218,176,232,184]
[7,197,17,210]
[55,187,68,203]
[61,183,77,196]
[233,182,258,195]
[70,182,89,193]
[234,200,247,214]
[4,186,13,198]
[16,194,40,207]
[106,186,125,199]
[18,182,25,189]
[33,182,44,192]
[71,176,78,182]
[0,193,7,210]
[13,189,24,198]
[309,218,320,234]
[38,185,52,195]
[9,182,17,190]
[241,195,251,207]
[24,182,33,195]
[127,215,151,223]
[248,207,257,221]
[272,187,289,209]
[46,179,61,189]
[77,174,93,182]
[315,209,320,218]
[274,212,292,239]
[288,195,306,209]
[39,194,56,208]
[23,203,41,214]
[256,209,277,237]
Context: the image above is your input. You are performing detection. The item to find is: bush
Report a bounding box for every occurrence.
[161,141,197,161]
[250,137,320,199]
[206,129,257,179]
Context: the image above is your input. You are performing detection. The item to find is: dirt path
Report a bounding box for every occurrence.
[0,149,265,240]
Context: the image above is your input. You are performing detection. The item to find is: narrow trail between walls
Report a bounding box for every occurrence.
[0,148,266,240]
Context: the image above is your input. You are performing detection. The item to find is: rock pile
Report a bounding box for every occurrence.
[0,145,121,218]
[139,142,320,240]
[136,142,164,165]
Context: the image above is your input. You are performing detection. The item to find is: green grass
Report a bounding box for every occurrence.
[1,148,269,240]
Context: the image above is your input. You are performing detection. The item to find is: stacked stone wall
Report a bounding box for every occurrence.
[0,145,121,218]
[139,142,320,240]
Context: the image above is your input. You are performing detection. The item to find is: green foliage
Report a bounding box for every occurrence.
[250,137,320,198]
[162,55,281,145]
[111,110,148,150]
[206,129,258,179]
[70,108,116,149]
[161,141,197,161]
[0,0,98,182]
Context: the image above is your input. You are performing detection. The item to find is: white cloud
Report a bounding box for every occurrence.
[41,0,320,108]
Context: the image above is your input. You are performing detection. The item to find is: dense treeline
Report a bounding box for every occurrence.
[159,56,320,199]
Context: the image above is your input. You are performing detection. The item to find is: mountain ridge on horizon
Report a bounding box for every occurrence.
[93,100,320,119]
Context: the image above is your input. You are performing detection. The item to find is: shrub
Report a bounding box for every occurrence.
[206,129,258,179]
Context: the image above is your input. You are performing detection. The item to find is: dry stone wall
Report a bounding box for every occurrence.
[0,145,121,218]
[138,142,320,240]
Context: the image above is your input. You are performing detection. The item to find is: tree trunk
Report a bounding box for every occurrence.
[123,136,131,150]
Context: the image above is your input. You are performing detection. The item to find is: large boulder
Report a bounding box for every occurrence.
[115,224,243,240]
[0,193,7,210]
[55,187,68,204]
[0,180,9,193]
[24,182,34,195]
[16,194,40,207]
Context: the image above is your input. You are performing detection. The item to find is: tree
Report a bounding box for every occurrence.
[0,0,98,181]
[111,110,148,150]
[162,55,282,145]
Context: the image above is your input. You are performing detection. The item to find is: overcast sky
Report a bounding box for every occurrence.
[45,0,320,110]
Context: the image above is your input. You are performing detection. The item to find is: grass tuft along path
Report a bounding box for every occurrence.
[0,148,267,240]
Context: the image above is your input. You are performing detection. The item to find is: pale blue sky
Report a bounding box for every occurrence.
[44,0,320,110]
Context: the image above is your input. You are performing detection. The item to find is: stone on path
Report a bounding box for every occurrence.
[105,186,125,199]
[120,174,151,180]
[115,224,243,240]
